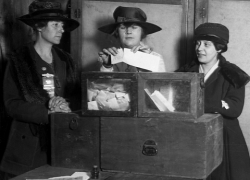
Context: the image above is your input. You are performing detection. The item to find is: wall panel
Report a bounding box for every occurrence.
[207,0,250,153]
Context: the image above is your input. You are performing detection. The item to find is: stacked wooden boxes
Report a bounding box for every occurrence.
[51,72,223,179]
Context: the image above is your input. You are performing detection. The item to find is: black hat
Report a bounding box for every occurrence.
[98,6,161,35]
[18,0,79,31]
[194,23,229,45]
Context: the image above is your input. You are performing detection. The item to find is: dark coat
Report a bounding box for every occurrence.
[177,55,250,180]
[0,43,80,175]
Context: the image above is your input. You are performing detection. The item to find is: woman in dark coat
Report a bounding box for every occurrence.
[0,0,80,177]
[177,23,250,180]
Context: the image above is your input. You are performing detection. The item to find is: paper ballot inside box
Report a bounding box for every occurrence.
[111,48,161,72]
[144,88,175,112]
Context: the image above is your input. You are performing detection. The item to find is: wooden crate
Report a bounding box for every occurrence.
[50,112,99,170]
[81,72,137,117]
[101,114,223,179]
[138,72,204,119]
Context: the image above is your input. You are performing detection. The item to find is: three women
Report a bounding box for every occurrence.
[2,1,250,179]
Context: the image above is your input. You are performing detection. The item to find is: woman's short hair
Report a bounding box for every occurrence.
[112,23,147,40]
[32,20,49,32]
[195,40,228,54]
[213,42,228,53]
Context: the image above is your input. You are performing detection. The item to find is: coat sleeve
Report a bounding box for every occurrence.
[221,85,245,118]
[100,65,114,72]
[205,83,245,119]
[3,64,49,124]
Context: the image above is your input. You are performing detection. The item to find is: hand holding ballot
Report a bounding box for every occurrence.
[111,48,162,72]
[99,46,166,72]
[98,42,153,68]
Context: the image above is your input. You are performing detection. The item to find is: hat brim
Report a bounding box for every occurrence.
[194,34,228,45]
[18,15,80,32]
[98,21,161,35]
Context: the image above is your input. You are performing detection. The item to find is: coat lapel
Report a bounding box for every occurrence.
[52,48,66,96]
[205,67,220,87]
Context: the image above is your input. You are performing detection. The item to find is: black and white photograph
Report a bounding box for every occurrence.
[0,0,250,180]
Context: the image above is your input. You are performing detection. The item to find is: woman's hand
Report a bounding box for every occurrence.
[48,96,71,113]
[98,47,119,66]
[131,42,152,54]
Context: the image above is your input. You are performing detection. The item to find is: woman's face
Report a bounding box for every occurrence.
[195,40,220,65]
[118,23,143,49]
[39,21,64,45]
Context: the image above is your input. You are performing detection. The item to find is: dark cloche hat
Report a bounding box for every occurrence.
[98,6,162,35]
[18,0,79,31]
[194,22,229,45]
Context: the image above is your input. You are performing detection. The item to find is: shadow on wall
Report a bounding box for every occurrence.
[0,44,12,163]
[0,0,30,163]
[2,0,34,52]
[81,18,120,72]
[178,34,196,69]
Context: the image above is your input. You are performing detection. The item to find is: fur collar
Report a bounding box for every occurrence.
[219,56,250,88]
[176,55,250,88]
[9,43,76,104]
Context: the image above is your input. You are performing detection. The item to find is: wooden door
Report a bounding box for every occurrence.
[195,0,250,153]
[71,0,195,72]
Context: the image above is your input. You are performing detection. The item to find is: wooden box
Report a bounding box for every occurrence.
[138,72,204,119]
[82,72,137,117]
[101,114,223,179]
[50,112,99,170]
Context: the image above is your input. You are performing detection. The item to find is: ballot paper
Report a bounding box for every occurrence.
[49,177,83,180]
[26,172,90,180]
[87,82,131,111]
[26,177,82,180]
[144,88,175,112]
[111,48,161,72]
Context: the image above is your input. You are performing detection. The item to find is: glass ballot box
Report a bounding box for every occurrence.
[138,72,204,119]
[82,72,137,117]
[82,72,204,119]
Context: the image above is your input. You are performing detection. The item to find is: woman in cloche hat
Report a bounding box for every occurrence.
[98,6,166,72]
[1,0,80,177]
[177,22,250,180]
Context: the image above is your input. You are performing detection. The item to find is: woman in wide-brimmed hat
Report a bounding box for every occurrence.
[1,0,80,177]
[177,23,250,180]
[98,6,166,72]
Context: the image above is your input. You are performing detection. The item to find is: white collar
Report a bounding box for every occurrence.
[199,60,219,82]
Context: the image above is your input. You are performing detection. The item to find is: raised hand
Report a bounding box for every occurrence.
[131,42,152,54]
[98,47,120,66]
